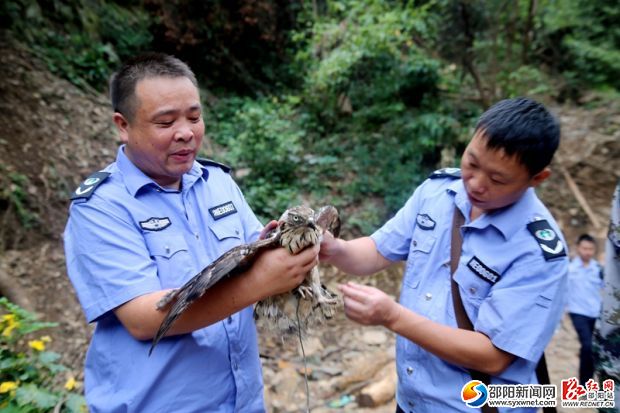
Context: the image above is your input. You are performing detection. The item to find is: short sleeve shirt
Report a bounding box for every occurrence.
[566,256,603,318]
[371,174,568,413]
[64,146,265,413]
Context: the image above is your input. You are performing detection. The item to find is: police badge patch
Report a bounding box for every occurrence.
[527,219,567,261]
[70,172,111,200]
[428,168,461,180]
[140,217,172,231]
[416,214,436,230]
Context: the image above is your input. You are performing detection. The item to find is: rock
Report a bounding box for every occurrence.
[361,330,389,346]
[357,361,397,407]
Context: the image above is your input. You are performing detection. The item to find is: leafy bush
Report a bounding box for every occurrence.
[0,168,40,230]
[1,0,153,91]
[206,1,466,232]
[206,96,305,222]
[0,298,86,413]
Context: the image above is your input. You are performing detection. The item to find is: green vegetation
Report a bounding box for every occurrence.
[0,167,40,230]
[0,298,86,412]
[1,0,618,230]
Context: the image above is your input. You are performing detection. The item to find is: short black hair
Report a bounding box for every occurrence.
[475,97,560,176]
[109,52,198,122]
[577,234,596,245]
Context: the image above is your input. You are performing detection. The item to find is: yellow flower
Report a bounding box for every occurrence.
[28,339,45,352]
[0,381,18,393]
[41,335,52,343]
[1,317,19,337]
[64,376,77,391]
[1,314,15,322]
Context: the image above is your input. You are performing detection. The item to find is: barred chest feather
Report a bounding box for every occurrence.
[280,225,321,254]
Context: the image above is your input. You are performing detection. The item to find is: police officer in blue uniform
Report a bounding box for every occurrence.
[320,98,569,412]
[64,53,318,413]
[566,234,603,384]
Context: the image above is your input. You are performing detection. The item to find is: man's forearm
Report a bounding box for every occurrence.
[326,237,392,276]
[388,303,514,375]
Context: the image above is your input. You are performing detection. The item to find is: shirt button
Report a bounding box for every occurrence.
[235,229,240,235]
[165,246,170,254]
[406,366,413,375]
[232,362,238,370]
[228,316,233,324]
[412,240,417,247]
[469,287,477,295]
[195,233,200,240]
[424,293,432,301]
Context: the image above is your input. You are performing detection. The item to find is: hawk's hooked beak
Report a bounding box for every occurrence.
[307,220,317,230]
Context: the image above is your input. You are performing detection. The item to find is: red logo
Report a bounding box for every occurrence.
[561,377,586,400]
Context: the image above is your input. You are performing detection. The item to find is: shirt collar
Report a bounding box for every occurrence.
[447,179,536,240]
[116,145,208,197]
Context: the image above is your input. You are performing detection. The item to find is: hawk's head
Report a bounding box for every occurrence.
[279,205,317,231]
[278,206,320,254]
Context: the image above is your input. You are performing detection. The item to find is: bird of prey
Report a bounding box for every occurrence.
[150,205,341,355]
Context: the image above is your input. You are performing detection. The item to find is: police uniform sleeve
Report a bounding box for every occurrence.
[474,255,568,363]
[371,181,427,262]
[64,198,162,323]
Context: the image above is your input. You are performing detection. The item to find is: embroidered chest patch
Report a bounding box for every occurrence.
[467,256,501,284]
[416,213,436,230]
[140,217,171,231]
[527,219,567,261]
[209,201,237,220]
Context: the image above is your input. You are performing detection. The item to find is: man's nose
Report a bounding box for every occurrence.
[173,124,194,141]
[469,176,487,194]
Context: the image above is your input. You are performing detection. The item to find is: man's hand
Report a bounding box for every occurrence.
[318,230,341,263]
[251,244,319,298]
[339,282,401,328]
[259,220,278,240]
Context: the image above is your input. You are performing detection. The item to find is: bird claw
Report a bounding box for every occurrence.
[297,285,313,299]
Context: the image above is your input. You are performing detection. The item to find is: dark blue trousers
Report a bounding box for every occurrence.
[569,313,596,384]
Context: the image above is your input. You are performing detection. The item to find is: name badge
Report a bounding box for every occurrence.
[467,256,501,284]
[209,201,237,220]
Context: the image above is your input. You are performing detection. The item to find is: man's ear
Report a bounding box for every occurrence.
[530,167,551,188]
[112,112,130,144]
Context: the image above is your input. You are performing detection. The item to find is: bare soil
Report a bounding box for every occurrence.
[0,38,618,412]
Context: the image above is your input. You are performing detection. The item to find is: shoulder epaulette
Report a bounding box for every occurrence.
[428,167,461,179]
[70,171,110,201]
[526,218,567,261]
[196,158,231,173]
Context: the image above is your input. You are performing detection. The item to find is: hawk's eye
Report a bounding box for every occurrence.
[292,215,300,222]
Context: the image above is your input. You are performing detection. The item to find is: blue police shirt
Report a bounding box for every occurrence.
[566,256,603,318]
[371,173,568,413]
[64,146,265,413]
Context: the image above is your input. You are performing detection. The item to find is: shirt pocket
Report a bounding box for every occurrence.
[454,268,493,304]
[404,231,436,289]
[208,219,244,253]
[144,233,194,288]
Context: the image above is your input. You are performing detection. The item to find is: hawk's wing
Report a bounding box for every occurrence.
[315,205,340,238]
[150,237,278,355]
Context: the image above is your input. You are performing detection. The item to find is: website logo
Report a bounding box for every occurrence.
[462,380,488,408]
